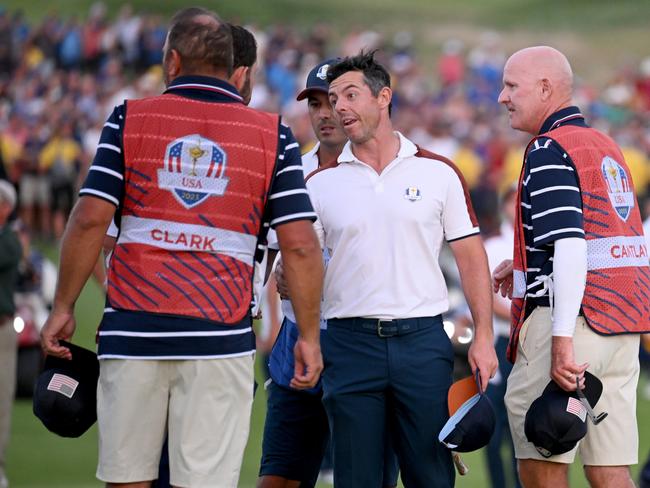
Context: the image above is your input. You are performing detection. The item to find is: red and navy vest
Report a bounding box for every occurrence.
[509,125,650,362]
[107,94,279,324]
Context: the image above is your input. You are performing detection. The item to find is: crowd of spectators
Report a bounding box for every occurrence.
[0,3,649,240]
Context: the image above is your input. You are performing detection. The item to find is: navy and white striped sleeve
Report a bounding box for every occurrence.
[266,124,316,228]
[79,104,126,207]
[524,137,584,246]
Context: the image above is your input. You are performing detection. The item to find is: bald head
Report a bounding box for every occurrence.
[498,46,574,135]
[508,46,573,98]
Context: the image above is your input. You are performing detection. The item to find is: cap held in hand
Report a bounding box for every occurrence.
[33,341,99,438]
[439,372,496,452]
[524,371,606,458]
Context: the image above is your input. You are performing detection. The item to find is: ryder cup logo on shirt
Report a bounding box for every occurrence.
[158,134,229,209]
[601,156,634,221]
[404,186,422,201]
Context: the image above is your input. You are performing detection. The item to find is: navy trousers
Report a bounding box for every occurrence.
[321,316,455,488]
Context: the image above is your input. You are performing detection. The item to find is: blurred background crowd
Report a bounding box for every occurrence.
[1,3,649,487]
[1,3,650,242]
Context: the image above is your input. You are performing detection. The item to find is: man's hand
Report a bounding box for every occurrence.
[492,259,514,298]
[274,259,290,300]
[468,334,498,392]
[291,337,323,389]
[40,308,76,360]
[551,336,588,392]
[40,195,114,361]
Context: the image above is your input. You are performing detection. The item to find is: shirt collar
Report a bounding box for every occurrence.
[539,106,584,134]
[337,131,417,164]
[304,141,320,161]
[164,75,243,103]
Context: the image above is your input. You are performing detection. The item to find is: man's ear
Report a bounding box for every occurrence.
[164,48,182,81]
[377,86,393,111]
[229,66,249,93]
[539,77,552,102]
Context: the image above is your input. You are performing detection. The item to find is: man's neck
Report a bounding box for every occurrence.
[170,70,230,85]
[317,142,345,167]
[351,123,400,174]
[533,101,573,135]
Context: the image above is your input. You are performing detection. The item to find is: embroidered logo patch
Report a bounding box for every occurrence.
[404,186,422,201]
[565,396,587,422]
[158,134,229,209]
[47,373,79,399]
[601,156,634,221]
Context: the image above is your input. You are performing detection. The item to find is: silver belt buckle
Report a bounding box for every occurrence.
[377,319,394,338]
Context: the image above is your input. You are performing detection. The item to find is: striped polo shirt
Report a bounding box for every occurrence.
[522,106,586,308]
[80,75,315,359]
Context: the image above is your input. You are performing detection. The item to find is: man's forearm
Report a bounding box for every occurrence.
[451,236,494,340]
[462,272,494,340]
[282,243,323,342]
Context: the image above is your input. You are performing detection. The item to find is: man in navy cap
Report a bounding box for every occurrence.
[257,59,398,488]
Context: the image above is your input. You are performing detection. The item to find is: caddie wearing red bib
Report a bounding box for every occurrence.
[40,8,324,488]
[494,46,649,488]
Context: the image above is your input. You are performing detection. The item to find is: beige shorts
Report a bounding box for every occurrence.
[504,307,639,466]
[96,355,254,487]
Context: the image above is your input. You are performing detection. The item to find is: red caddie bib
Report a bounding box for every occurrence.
[106,94,280,323]
[508,125,650,362]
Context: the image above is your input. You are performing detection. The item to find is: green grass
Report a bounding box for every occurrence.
[5,268,650,487]
[7,365,650,487]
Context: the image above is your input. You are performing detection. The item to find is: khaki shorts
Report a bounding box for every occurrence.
[505,307,639,466]
[96,355,254,487]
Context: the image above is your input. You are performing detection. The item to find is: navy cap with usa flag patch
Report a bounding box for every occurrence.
[33,341,99,438]
[524,371,605,457]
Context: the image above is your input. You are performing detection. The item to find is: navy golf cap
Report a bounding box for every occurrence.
[525,371,604,457]
[33,341,99,438]
[296,58,340,101]
[439,374,495,452]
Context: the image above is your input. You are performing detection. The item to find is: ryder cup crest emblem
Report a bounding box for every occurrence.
[316,64,330,80]
[158,134,229,208]
[601,156,634,221]
[404,186,422,201]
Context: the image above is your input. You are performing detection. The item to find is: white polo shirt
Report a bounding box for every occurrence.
[307,132,479,320]
[267,142,321,322]
[299,142,321,178]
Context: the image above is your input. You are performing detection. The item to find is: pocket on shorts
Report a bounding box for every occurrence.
[517,313,534,361]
